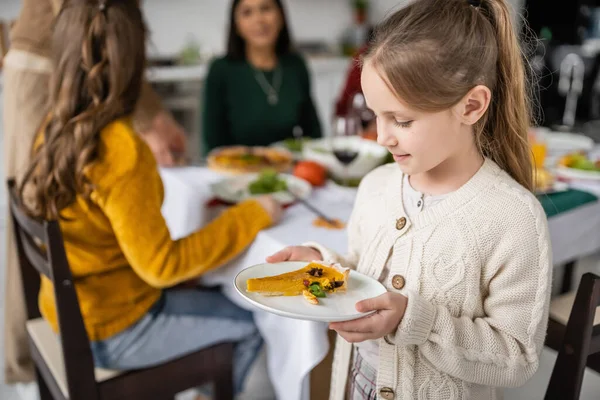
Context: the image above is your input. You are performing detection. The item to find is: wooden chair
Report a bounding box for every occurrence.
[545,272,600,399]
[0,20,8,69]
[7,179,234,400]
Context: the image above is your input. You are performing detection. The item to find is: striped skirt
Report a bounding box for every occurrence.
[347,348,378,400]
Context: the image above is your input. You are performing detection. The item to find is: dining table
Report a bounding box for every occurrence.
[159,164,600,400]
[160,166,354,400]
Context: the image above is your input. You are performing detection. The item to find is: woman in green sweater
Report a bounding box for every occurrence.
[202,0,322,154]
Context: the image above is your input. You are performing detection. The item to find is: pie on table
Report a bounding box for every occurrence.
[207,146,293,175]
[246,262,349,305]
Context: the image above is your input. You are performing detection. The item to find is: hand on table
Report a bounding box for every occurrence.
[140,111,187,166]
[266,245,323,263]
[254,195,283,224]
[329,292,408,343]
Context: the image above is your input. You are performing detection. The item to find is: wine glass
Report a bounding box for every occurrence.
[350,93,376,132]
[331,115,360,186]
[292,125,303,140]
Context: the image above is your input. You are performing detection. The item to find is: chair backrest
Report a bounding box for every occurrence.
[0,20,9,63]
[546,272,600,400]
[7,179,99,399]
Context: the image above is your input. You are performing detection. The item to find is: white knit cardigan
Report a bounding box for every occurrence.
[307,159,552,400]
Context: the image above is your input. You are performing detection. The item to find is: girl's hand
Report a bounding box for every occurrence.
[329,292,408,343]
[254,195,283,224]
[266,246,323,263]
[141,111,187,167]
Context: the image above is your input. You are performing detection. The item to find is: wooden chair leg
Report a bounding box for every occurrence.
[587,352,600,374]
[36,367,54,400]
[561,260,577,294]
[545,274,599,400]
[545,319,565,351]
[212,343,234,400]
[213,374,234,400]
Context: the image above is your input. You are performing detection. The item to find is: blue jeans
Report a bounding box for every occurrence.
[89,288,262,393]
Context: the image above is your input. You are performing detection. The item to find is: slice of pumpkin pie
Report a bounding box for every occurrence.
[246,262,349,303]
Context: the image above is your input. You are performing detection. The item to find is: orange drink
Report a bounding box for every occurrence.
[529,127,548,168]
[531,142,547,168]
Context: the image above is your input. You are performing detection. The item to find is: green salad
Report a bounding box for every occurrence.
[308,282,327,298]
[282,137,311,153]
[248,170,288,194]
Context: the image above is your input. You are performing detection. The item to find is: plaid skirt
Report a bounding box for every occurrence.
[347,348,378,400]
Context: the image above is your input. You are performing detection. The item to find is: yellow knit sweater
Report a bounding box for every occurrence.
[39,118,272,341]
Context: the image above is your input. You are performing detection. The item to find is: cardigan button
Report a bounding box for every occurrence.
[380,387,395,400]
[392,275,405,290]
[395,217,407,230]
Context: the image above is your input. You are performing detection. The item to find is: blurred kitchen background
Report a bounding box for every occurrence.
[1,0,528,163]
[4,1,600,400]
[11,0,600,162]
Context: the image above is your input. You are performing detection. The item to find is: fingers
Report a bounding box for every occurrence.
[266,246,319,263]
[335,330,380,343]
[330,316,380,343]
[170,131,187,152]
[355,293,393,313]
[329,313,377,333]
[355,298,377,313]
[266,247,292,263]
[171,151,187,165]
[155,149,175,167]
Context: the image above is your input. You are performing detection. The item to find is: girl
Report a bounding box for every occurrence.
[3,0,186,383]
[268,0,552,398]
[20,0,281,394]
[202,0,322,154]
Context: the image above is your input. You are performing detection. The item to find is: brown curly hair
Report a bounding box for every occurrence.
[21,0,147,219]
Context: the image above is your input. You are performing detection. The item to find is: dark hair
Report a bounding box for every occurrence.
[226,0,293,60]
[21,0,147,219]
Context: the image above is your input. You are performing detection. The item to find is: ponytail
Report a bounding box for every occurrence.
[479,0,534,191]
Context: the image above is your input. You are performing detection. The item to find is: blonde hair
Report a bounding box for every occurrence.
[365,0,535,191]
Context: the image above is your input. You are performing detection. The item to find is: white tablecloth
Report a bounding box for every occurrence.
[159,167,600,400]
[160,167,355,400]
[548,180,600,265]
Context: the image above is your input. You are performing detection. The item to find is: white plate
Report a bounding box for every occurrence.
[211,173,312,205]
[541,131,596,167]
[234,261,388,322]
[270,139,312,160]
[545,131,595,154]
[555,166,600,181]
